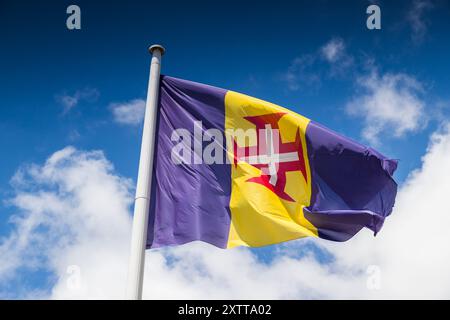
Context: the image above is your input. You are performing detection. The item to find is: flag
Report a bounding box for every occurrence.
[147,76,398,249]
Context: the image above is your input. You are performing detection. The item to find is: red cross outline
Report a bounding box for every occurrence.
[232,112,308,202]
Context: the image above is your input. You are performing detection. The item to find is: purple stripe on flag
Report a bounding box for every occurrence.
[147,76,231,249]
[303,121,398,241]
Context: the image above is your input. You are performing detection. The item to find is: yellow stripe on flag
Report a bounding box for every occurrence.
[224,91,318,248]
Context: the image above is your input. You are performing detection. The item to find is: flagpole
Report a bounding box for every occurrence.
[126,44,165,300]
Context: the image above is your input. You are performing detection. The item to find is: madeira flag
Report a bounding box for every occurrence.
[147,76,398,249]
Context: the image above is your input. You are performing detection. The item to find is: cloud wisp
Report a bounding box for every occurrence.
[320,37,345,63]
[281,37,353,92]
[110,99,146,126]
[56,88,100,115]
[406,0,434,45]
[280,54,320,92]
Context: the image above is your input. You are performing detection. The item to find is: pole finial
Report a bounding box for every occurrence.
[149,44,165,55]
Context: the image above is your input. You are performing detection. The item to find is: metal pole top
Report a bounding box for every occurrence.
[149,44,165,55]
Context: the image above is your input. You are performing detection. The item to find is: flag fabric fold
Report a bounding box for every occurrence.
[147,75,398,249]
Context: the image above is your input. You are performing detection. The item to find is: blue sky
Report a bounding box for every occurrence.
[1,0,450,299]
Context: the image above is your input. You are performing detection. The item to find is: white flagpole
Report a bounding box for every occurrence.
[126,44,165,300]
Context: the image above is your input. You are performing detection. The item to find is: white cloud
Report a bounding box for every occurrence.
[324,122,450,299]
[320,38,345,63]
[110,99,146,126]
[141,243,365,299]
[2,123,450,299]
[346,69,428,144]
[56,88,100,114]
[407,0,434,45]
